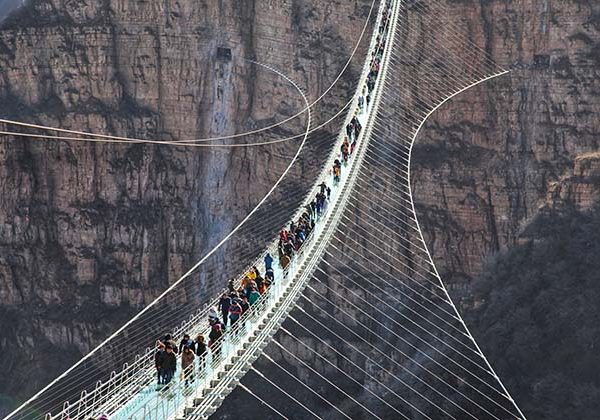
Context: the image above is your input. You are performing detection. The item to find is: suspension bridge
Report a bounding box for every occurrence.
[3,0,526,419]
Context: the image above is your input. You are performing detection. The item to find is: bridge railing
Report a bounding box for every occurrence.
[46,247,274,420]
[121,230,316,420]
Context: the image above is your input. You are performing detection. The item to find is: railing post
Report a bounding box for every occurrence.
[121,362,129,394]
[104,370,116,410]
[60,401,69,420]
[76,390,87,417]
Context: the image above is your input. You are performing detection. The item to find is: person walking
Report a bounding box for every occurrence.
[227,278,235,293]
[333,160,341,183]
[240,296,250,316]
[241,275,251,291]
[283,239,294,257]
[195,334,207,374]
[318,182,328,195]
[218,293,231,327]
[346,122,353,140]
[181,345,195,387]
[248,286,261,306]
[342,139,350,162]
[162,344,177,386]
[208,323,223,361]
[179,333,193,354]
[265,267,275,284]
[354,119,362,138]
[154,341,165,386]
[208,308,220,329]
[229,299,243,326]
[315,192,324,215]
[264,252,274,271]
[255,273,264,293]
[159,333,178,354]
[281,253,291,269]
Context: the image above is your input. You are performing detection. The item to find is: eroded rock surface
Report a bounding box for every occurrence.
[0,0,373,411]
[413,0,600,304]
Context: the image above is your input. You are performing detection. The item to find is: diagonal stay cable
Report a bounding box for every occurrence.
[310,269,493,375]
[268,343,383,420]
[306,274,519,418]
[332,230,442,290]
[250,366,323,420]
[260,356,353,420]
[296,295,516,420]
[339,211,434,270]
[288,312,440,420]
[238,383,289,420]
[315,261,474,347]
[325,244,462,323]
[312,262,509,403]
[290,305,496,420]
[277,326,412,419]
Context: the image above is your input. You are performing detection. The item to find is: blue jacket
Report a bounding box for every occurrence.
[264,254,274,270]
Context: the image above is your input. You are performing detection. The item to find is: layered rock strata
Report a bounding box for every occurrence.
[0,0,374,412]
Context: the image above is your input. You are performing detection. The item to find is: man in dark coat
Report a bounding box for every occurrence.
[162,344,177,385]
[218,293,231,327]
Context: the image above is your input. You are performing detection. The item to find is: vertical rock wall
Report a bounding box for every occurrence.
[0,0,375,411]
[412,0,600,302]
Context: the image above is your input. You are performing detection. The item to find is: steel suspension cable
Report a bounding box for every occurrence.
[243,366,323,420]
[304,279,518,418]
[277,326,418,420]
[0,0,379,146]
[266,346,380,420]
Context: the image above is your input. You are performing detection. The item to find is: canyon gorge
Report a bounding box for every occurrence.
[1,0,599,418]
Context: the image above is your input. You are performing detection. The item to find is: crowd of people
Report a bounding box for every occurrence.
[334,3,390,185]
[151,0,394,396]
[152,182,333,391]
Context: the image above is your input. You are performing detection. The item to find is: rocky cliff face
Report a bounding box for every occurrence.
[412,0,600,303]
[0,0,373,412]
